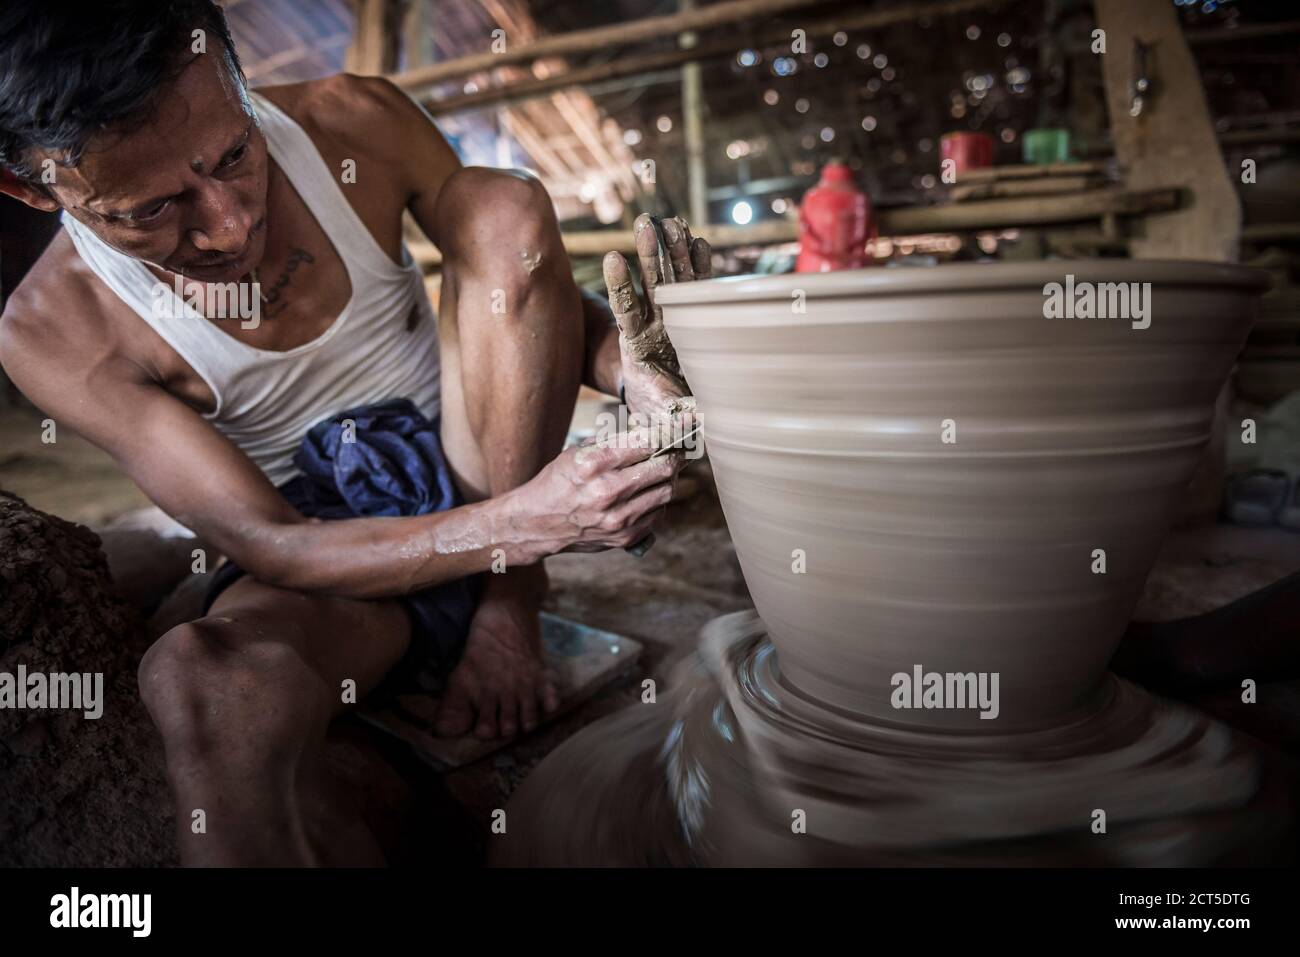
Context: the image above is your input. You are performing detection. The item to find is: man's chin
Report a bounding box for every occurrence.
[173,226,266,283]
[176,255,256,284]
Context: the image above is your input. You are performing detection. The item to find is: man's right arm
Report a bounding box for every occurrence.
[0,304,682,599]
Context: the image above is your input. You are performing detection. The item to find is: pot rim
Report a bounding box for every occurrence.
[653,259,1272,305]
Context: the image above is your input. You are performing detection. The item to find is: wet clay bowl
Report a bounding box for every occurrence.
[657,261,1268,732]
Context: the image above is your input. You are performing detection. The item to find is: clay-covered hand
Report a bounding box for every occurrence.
[505,421,695,561]
[603,213,712,417]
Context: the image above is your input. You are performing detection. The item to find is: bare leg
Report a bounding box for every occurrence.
[137,577,410,866]
[431,167,584,738]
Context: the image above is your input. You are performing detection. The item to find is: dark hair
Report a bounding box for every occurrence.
[0,0,243,181]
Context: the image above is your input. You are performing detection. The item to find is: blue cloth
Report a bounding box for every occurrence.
[287,398,462,520]
[204,398,482,694]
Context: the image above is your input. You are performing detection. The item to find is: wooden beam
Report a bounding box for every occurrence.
[471,1,641,203]
[708,174,814,201]
[391,0,823,92]
[422,0,1012,115]
[1186,19,1300,46]
[395,0,1008,96]
[1242,223,1300,243]
[948,176,1097,202]
[880,188,1179,233]
[406,188,1179,265]
[1218,128,1300,146]
[956,161,1111,183]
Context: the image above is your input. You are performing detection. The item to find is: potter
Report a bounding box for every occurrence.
[0,0,719,865]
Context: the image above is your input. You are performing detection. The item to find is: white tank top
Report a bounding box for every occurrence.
[61,90,441,487]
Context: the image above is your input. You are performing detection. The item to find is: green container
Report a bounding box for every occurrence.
[1022,128,1071,165]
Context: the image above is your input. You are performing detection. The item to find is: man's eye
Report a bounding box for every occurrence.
[133,199,171,222]
[218,145,248,170]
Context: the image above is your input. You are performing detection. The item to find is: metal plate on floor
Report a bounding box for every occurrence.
[358,613,642,770]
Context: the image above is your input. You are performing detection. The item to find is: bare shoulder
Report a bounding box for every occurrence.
[254,75,458,201]
[258,74,444,159]
[1,232,100,361]
[0,232,138,406]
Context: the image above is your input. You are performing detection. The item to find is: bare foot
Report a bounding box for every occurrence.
[434,566,560,739]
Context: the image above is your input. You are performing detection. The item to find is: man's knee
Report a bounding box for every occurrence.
[436,166,560,264]
[138,617,322,760]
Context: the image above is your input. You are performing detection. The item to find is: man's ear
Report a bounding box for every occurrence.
[0,167,60,213]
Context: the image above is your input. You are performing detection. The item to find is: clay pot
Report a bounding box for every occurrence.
[657,262,1268,732]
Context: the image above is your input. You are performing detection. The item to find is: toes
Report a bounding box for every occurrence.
[474,690,501,740]
[541,670,561,713]
[434,682,476,737]
[498,689,520,739]
[520,689,539,733]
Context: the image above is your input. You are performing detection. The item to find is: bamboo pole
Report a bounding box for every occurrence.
[882,188,1178,232]
[1186,19,1300,45]
[390,0,824,92]
[345,0,400,75]
[1242,223,1300,242]
[947,176,1097,201]
[680,0,709,226]
[407,188,1180,265]
[955,161,1111,182]
[423,0,1010,115]
[1218,128,1300,146]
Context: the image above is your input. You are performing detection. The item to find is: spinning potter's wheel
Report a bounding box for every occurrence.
[495,611,1275,866]
[497,262,1281,866]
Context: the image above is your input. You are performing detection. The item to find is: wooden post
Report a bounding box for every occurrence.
[1094,0,1240,261]
[402,0,434,74]
[346,0,402,76]
[681,0,709,226]
[1094,0,1243,525]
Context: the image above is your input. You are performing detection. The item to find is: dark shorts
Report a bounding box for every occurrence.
[202,398,483,698]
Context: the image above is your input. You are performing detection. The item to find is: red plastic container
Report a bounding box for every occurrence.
[940,131,994,176]
[796,162,871,273]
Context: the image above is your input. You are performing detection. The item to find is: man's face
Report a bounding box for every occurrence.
[41,50,269,283]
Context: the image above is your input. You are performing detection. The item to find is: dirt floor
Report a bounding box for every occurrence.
[2,403,1299,865]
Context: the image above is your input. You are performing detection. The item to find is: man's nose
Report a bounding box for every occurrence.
[186,182,253,254]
